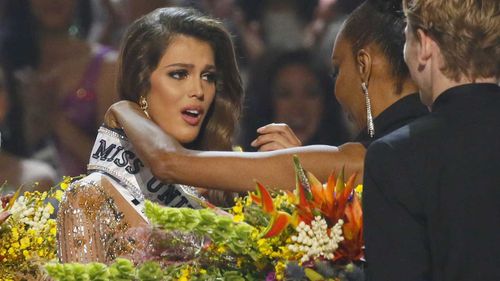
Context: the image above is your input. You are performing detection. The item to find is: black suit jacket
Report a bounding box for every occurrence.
[363,84,500,281]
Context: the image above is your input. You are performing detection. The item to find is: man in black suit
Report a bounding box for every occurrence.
[363,0,500,281]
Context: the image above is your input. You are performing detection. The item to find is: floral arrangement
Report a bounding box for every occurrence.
[229,156,365,280]
[0,177,73,281]
[45,156,364,281]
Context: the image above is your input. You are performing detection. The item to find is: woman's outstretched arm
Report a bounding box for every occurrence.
[105,101,365,192]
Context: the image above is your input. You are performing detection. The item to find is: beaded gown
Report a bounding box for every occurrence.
[57,126,206,263]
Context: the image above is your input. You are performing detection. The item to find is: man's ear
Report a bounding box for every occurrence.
[416,29,433,65]
[356,49,372,85]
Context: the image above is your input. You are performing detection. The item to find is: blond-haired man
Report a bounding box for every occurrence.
[363,0,500,280]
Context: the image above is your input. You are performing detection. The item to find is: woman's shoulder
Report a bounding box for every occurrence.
[57,173,147,263]
[60,174,111,212]
[62,173,148,228]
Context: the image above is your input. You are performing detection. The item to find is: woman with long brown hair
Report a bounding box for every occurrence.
[57,7,244,263]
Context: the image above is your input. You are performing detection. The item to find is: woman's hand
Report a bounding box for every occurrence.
[250,123,302,151]
[104,100,143,128]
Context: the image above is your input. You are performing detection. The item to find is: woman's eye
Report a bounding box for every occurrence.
[169,70,188,80]
[202,72,217,83]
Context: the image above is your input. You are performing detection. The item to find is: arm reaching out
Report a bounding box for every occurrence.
[105,101,365,192]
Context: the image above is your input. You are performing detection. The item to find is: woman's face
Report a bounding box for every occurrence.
[147,35,217,144]
[331,31,365,131]
[272,64,324,143]
[30,0,76,32]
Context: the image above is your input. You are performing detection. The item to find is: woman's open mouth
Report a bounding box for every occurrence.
[181,108,203,126]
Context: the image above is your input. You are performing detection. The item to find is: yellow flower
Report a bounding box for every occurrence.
[199,269,207,275]
[50,226,56,236]
[232,204,243,214]
[20,237,30,249]
[355,184,363,194]
[45,202,55,215]
[257,239,274,256]
[22,250,31,259]
[233,213,244,223]
[11,228,18,240]
[1,186,59,279]
[60,176,72,190]
[275,261,286,280]
[231,197,244,217]
[54,190,64,202]
[178,267,190,281]
[245,195,253,206]
[236,257,243,268]
[216,245,226,254]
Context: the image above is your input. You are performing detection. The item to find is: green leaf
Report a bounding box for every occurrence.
[72,263,90,281]
[109,258,136,281]
[45,263,66,280]
[304,268,326,281]
[137,261,164,281]
[87,262,110,281]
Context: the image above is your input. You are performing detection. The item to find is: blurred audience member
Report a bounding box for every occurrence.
[230,0,319,66]
[87,0,120,46]
[239,49,349,151]
[0,67,56,192]
[307,0,364,66]
[1,0,118,177]
[88,0,184,48]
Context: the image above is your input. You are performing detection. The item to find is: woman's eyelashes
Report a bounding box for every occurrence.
[201,71,217,83]
[169,69,189,80]
[168,69,217,83]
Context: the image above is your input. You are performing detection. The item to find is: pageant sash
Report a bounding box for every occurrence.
[87,126,204,215]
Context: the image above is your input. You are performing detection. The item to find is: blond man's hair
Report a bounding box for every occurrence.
[404,0,499,81]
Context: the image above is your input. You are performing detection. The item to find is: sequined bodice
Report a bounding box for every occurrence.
[56,126,206,263]
[57,179,136,263]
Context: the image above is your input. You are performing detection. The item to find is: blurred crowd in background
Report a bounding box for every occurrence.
[0,0,364,191]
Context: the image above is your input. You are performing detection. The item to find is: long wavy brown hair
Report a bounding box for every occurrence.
[117,7,243,206]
